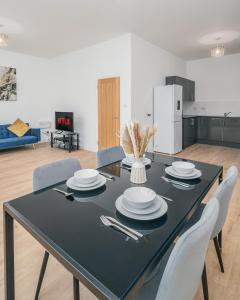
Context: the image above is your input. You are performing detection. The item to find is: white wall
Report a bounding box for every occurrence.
[185,53,240,116]
[131,35,186,125]
[53,34,132,151]
[0,50,56,127]
[0,34,187,151]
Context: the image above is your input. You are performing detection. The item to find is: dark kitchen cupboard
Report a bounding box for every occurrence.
[223,118,240,144]
[166,76,195,101]
[183,117,197,149]
[208,117,223,142]
[184,116,240,148]
[197,117,222,143]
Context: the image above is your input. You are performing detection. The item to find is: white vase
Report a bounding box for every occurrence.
[130,159,147,184]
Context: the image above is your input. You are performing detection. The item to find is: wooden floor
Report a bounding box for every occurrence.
[0,143,240,300]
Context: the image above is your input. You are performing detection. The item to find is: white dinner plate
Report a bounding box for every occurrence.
[169,166,199,178]
[122,157,151,167]
[122,196,162,215]
[66,175,106,191]
[115,195,168,221]
[72,175,102,188]
[165,166,201,180]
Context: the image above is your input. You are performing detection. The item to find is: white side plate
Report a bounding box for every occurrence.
[122,157,151,167]
[66,175,106,191]
[116,195,168,220]
[165,166,201,180]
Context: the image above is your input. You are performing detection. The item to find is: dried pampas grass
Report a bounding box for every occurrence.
[122,122,157,158]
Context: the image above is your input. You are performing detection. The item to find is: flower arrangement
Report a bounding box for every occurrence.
[122,122,157,159]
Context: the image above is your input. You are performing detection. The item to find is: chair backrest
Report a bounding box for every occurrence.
[96,146,125,168]
[212,166,238,238]
[33,158,81,192]
[156,198,219,300]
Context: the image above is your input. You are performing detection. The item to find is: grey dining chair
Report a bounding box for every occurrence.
[182,166,238,273]
[32,158,81,300]
[96,146,125,168]
[135,197,219,300]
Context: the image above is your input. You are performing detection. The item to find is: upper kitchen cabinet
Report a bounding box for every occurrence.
[166,76,195,101]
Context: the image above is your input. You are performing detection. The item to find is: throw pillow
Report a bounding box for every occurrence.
[8,118,30,137]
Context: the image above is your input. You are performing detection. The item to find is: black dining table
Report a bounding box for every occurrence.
[3,152,223,300]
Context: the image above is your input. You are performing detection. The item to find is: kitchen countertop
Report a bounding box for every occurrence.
[183,115,240,119]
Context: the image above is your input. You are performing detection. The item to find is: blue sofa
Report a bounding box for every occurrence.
[0,124,41,150]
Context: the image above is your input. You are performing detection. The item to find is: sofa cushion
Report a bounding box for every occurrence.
[8,118,30,137]
[0,136,38,149]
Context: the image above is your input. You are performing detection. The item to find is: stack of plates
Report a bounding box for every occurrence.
[66,169,106,191]
[115,187,168,221]
[165,161,201,180]
[122,155,151,167]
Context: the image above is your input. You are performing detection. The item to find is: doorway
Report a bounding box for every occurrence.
[98,77,120,149]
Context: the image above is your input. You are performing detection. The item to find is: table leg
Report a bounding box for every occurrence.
[218,171,223,185]
[77,134,79,150]
[3,210,15,300]
[50,132,53,148]
[73,277,80,300]
[69,135,72,153]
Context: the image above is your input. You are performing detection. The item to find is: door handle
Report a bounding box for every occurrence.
[113,117,119,120]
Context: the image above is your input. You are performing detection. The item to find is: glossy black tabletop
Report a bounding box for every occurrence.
[4,153,223,300]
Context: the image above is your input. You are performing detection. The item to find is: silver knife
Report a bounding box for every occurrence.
[99,172,114,180]
[105,216,143,238]
[100,215,138,240]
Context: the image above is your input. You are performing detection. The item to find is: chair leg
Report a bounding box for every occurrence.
[73,276,80,300]
[35,251,50,300]
[201,263,209,300]
[213,237,224,273]
[218,230,222,252]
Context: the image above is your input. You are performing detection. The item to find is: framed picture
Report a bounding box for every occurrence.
[0,67,17,101]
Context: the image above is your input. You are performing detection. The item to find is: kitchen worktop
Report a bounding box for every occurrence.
[183,115,240,119]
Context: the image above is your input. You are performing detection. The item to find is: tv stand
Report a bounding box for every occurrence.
[50,131,79,153]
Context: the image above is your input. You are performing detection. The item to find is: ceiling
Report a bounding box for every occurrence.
[0,0,240,60]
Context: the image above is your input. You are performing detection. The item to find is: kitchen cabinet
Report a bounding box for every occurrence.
[197,117,208,141]
[166,76,195,101]
[223,118,240,145]
[208,117,223,142]
[184,116,240,149]
[183,117,197,149]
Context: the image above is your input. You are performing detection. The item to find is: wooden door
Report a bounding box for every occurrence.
[98,77,120,149]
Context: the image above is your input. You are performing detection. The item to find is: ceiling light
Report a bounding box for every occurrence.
[211,45,224,58]
[0,33,8,47]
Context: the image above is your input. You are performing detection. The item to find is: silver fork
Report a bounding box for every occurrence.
[161,176,191,188]
[100,215,138,241]
[105,216,143,238]
[53,188,74,197]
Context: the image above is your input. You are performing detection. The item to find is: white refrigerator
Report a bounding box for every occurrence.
[153,84,183,154]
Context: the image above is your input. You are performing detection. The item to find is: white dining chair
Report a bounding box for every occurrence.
[135,197,219,300]
[96,146,125,168]
[32,158,81,300]
[181,166,238,273]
